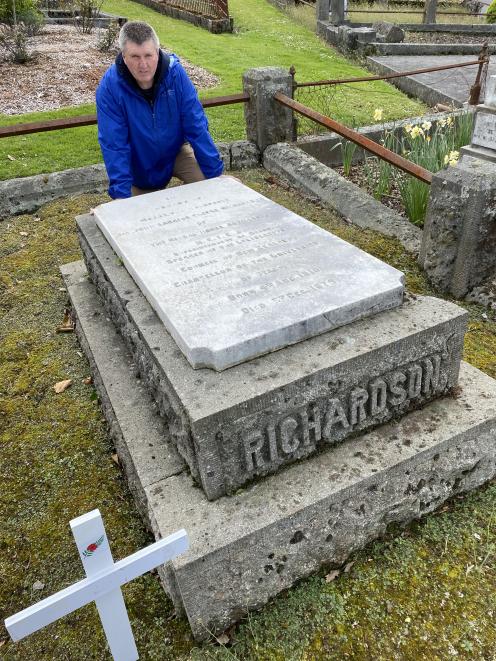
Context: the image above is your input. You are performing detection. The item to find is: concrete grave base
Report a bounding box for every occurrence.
[63,259,496,642]
[76,212,466,500]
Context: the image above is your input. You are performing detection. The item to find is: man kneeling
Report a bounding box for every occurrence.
[96,21,224,199]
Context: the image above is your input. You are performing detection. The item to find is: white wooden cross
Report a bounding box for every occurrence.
[5,509,188,661]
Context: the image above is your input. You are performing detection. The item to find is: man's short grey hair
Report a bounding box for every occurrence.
[119,21,159,51]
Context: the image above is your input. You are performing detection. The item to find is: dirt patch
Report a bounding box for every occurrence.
[334,162,408,217]
[0,24,220,115]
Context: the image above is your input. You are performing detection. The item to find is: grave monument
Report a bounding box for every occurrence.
[63,176,496,640]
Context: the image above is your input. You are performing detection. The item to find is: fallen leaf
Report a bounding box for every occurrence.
[56,309,75,333]
[32,580,45,591]
[344,561,355,573]
[19,231,28,237]
[0,639,6,648]
[7,154,16,161]
[325,569,340,583]
[216,633,230,645]
[111,453,120,466]
[54,379,72,394]
[82,376,93,385]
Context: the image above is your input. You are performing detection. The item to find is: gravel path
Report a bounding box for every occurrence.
[0,24,219,115]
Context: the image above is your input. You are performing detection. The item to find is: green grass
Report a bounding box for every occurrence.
[1,169,496,659]
[0,0,427,180]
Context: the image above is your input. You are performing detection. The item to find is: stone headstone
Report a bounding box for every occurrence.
[485,74,496,107]
[472,107,496,150]
[93,178,404,371]
[460,102,496,164]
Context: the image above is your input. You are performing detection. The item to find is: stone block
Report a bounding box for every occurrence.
[420,155,496,297]
[242,67,294,152]
[63,259,496,641]
[372,21,405,43]
[77,213,466,500]
[230,140,260,169]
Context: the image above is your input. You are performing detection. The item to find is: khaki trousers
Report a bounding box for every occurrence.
[131,143,205,196]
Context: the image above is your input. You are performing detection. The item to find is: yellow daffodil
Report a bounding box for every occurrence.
[373,108,384,122]
[444,150,459,166]
[421,121,432,131]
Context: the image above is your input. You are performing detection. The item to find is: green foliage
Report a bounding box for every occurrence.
[487,0,496,23]
[396,112,474,226]
[340,140,357,177]
[97,18,119,51]
[73,0,104,34]
[0,0,44,30]
[0,23,32,62]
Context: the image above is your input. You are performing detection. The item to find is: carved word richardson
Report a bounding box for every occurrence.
[241,354,445,472]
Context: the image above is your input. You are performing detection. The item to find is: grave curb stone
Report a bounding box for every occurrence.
[77,212,467,501]
[62,259,496,642]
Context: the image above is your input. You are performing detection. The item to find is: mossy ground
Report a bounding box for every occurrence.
[1,170,495,660]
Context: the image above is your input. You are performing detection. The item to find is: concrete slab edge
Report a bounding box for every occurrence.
[63,259,496,641]
[0,140,260,220]
[370,43,496,56]
[366,57,465,108]
[263,142,422,255]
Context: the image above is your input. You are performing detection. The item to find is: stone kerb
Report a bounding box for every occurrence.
[242,67,294,152]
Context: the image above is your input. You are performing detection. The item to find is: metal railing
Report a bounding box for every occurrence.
[275,91,433,184]
[0,93,249,139]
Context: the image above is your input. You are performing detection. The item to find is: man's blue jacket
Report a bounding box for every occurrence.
[96,52,224,199]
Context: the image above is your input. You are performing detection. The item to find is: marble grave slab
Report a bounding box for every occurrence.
[93,178,405,371]
[472,106,496,151]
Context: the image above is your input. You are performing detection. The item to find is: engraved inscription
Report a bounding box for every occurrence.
[94,178,404,370]
[242,354,443,472]
[472,112,496,150]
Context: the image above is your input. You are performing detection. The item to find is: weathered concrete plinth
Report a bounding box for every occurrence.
[62,259,496,642]
[420,155,496,298]
[77,212,467,501]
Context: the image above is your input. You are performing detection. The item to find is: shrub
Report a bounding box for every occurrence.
[72,0,103,34]
[0,0,44,30]
[0,22,37,63]
[487,0,496,23]
[97,19,119,52]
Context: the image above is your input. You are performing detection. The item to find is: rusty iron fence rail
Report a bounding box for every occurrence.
[275,91,433,184]
[292,47,488,135]
[0,93,249,139]
[295,55,488,88]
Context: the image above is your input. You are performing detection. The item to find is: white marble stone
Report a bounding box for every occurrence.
[472,110,496,150]
[93,178,404,371]
[485,75,496,108]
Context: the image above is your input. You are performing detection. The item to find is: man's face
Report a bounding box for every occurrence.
[123,39,159,90]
